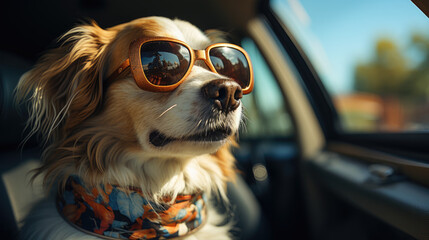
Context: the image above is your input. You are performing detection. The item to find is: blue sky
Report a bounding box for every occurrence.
[271,0,429,94]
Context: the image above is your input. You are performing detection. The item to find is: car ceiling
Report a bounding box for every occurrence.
[1,0,257,61]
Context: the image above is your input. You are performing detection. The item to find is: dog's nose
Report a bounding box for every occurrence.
[202,79,243,112]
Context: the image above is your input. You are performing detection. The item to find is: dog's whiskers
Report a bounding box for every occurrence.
[239,107,249,134]
[156,104,177,119]
[188,118,204,133]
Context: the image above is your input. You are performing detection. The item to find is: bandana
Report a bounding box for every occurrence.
[57,176,206,239]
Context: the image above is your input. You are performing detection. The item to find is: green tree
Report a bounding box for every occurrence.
[354,33,429,100]
[406,34,429,100]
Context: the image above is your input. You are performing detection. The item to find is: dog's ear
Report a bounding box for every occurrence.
[16,21,116,143]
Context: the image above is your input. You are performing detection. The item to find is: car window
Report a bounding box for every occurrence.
[240,38,294,138]
[271,0,429,132]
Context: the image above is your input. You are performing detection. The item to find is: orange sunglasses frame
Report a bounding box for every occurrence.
[106,37,254,94]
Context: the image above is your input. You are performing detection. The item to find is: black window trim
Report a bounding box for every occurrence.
[260,0,429,156]
[260,1,338,139]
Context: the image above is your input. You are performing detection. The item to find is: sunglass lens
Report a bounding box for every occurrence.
[140,41,191,86]
[209,47,250,89]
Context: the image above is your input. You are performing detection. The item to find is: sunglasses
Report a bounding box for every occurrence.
[106,37,254,94]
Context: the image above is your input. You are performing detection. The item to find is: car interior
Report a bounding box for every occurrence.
[1,0,429,239]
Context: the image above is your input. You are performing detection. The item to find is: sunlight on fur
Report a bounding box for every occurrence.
[16,16,248,240]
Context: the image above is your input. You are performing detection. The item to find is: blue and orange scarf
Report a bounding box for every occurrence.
[57,176,206,239]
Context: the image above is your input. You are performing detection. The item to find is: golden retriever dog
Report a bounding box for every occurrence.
[16,16,253,240]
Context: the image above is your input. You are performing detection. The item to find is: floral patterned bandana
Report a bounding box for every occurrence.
[57,176,206,239]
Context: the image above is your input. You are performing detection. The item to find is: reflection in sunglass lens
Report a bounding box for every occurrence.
[209,47,250,89]
[140,41,191,86]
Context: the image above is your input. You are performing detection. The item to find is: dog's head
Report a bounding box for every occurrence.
[17,17,249,189]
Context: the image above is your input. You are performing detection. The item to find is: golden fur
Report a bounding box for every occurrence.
[17,18,236,190]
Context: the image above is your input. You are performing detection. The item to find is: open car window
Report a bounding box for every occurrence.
[257,2,429,238]
[271,0,429,133]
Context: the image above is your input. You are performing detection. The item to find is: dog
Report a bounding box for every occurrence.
[16,16,253,240]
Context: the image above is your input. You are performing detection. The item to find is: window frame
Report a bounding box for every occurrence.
[260,0,429,156]
[239,37,297,141]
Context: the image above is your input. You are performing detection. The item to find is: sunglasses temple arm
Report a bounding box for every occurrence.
[104,59,131,89]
